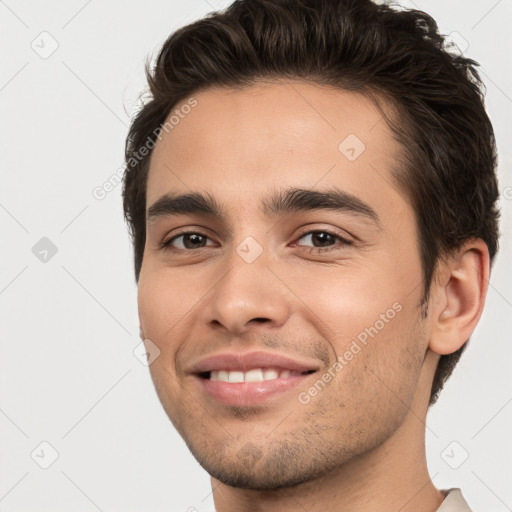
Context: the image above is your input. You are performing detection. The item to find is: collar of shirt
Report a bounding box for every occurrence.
[436,488,472,511]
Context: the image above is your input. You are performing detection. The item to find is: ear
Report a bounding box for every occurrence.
[428,239,490,356]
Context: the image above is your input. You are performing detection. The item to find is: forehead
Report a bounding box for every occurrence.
[146,80,405,218]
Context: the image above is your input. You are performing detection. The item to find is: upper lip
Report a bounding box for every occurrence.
[188,350,322,374]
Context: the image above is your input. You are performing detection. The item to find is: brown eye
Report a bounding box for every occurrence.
[161,231,214,252]
[294,230,352,253]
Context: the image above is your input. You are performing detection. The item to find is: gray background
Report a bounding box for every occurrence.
[1,0,511,510]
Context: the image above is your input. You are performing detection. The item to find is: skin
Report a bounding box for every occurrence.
[137,80,489,511]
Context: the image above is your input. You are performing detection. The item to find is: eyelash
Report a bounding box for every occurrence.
[159,229,353,254]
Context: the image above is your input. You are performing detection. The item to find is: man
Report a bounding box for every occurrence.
[122,0,500,510]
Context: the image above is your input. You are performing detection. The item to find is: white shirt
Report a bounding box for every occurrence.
[436,488,472,511]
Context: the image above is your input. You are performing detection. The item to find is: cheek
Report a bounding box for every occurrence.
[137,272,191,423]
[138,274,165,339]
[292,262,406,347]
[293,260,424,402]
[137,271,187,355]
[319,307,423,427]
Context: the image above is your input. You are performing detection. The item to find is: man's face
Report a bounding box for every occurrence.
[138,81,430,489]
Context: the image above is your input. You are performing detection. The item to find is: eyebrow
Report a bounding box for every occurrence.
[146,187,381,227]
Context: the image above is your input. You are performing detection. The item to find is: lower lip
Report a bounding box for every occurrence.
[195,373,315,406]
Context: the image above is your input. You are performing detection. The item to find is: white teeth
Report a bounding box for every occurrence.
[263,368,279,380]
[209,367,304,382]
[245,369,264,382]
[228,371,244,383]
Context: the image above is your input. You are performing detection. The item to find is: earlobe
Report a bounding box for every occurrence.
[428,240,490,356]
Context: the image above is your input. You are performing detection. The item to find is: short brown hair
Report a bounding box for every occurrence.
[122,0,500,405]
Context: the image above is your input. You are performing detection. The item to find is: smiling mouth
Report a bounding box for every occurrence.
[198,368,317,382]
[194,366,320,407]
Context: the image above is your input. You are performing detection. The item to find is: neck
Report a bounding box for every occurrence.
[211,351,445,512]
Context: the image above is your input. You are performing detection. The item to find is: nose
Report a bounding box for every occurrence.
[200,248,291,336]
